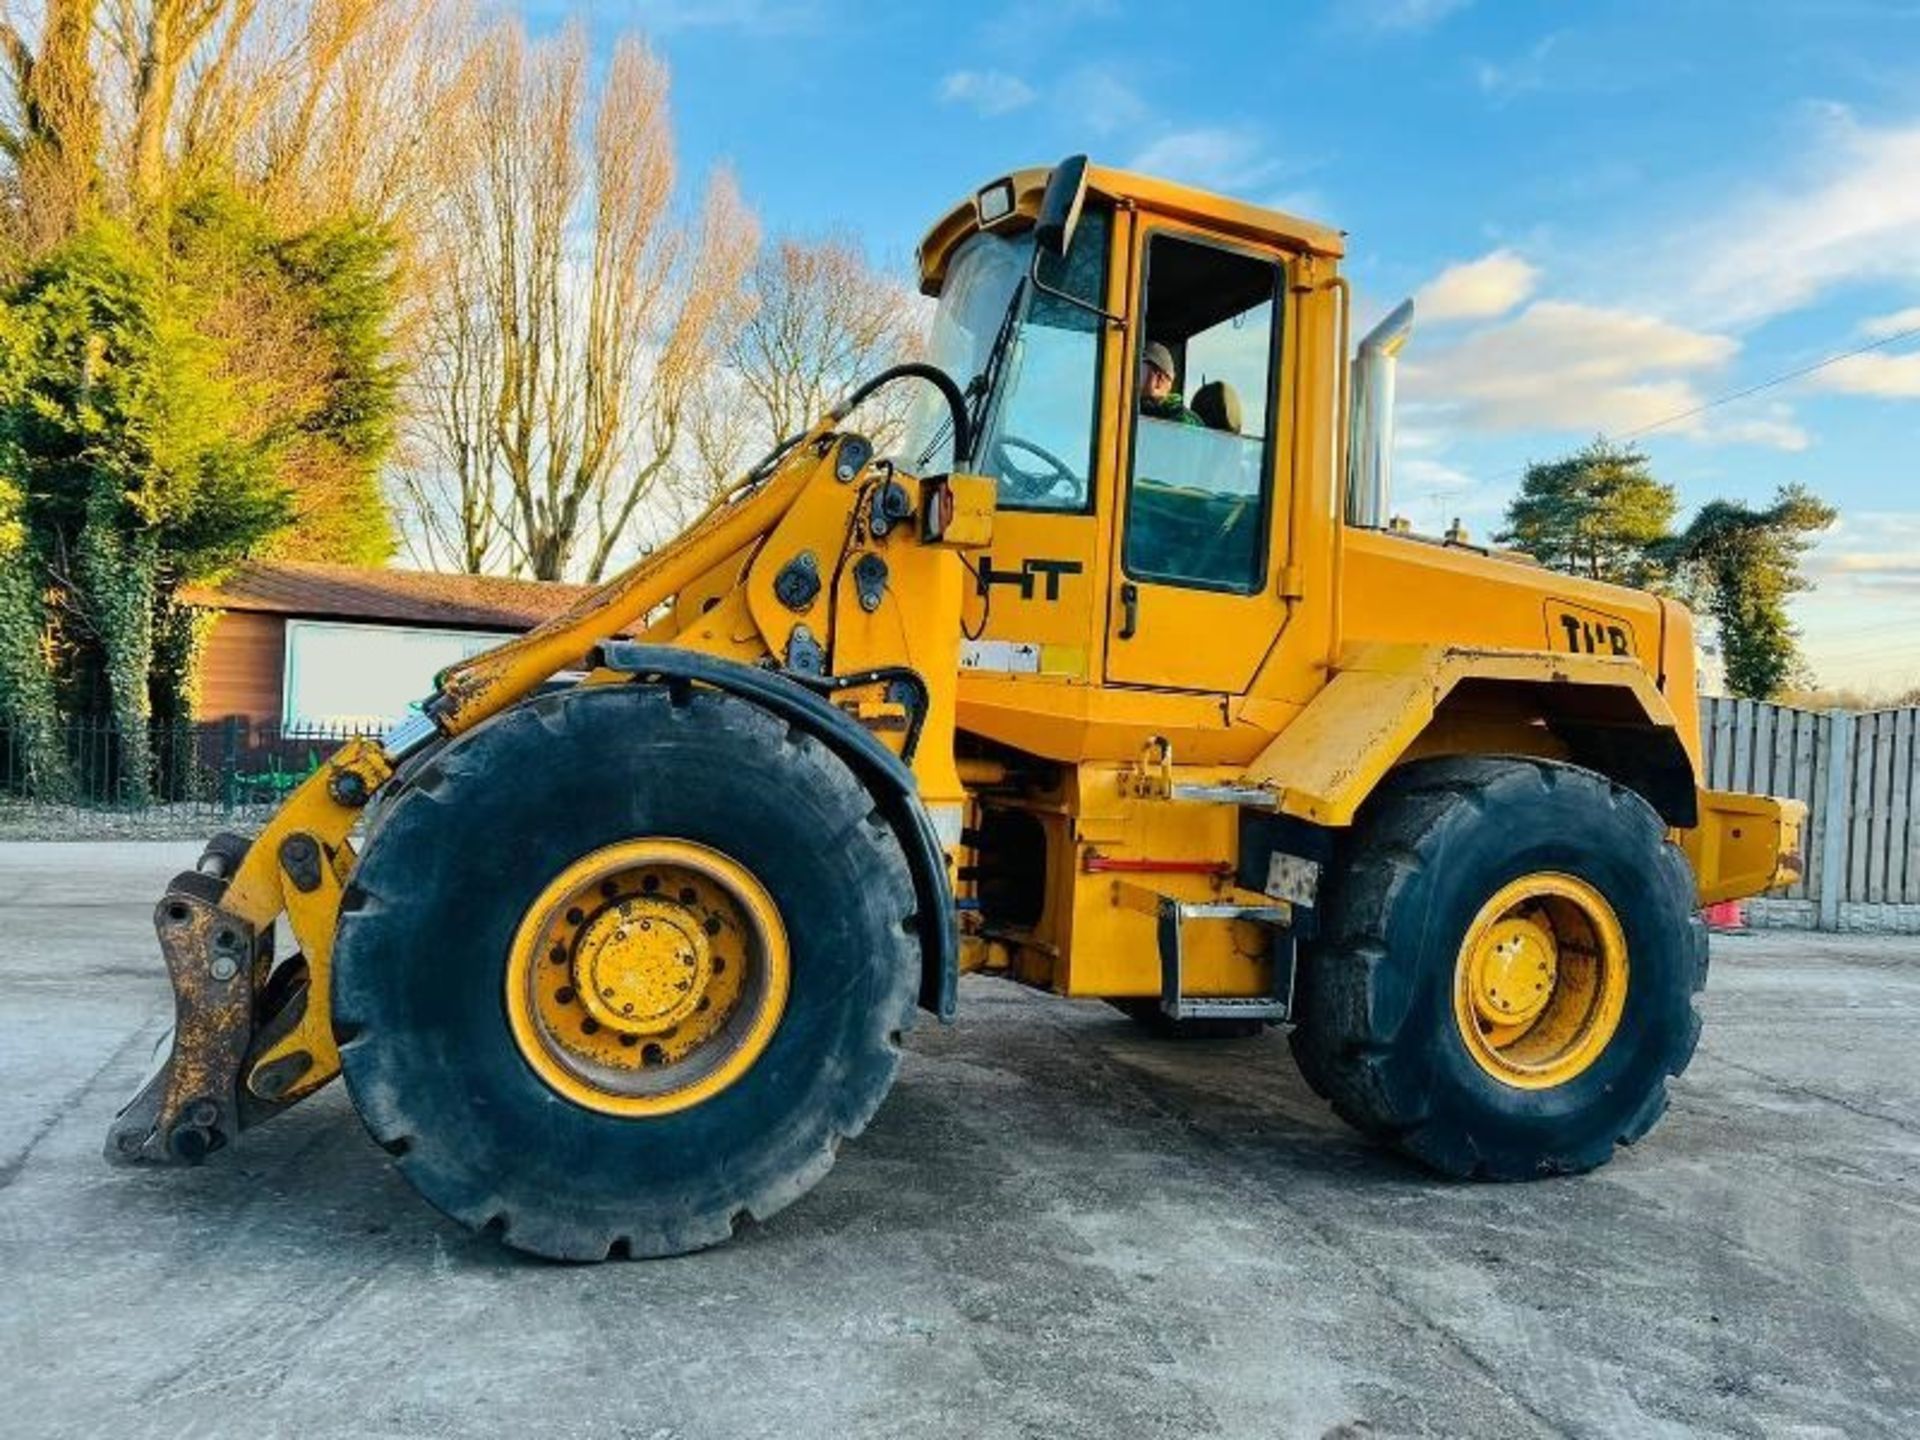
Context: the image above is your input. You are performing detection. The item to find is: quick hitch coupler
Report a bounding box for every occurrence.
[105,834,273,1166]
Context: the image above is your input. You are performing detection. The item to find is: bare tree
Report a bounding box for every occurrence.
[393,224,510,573]
[0,0,104,252]
[106,0,237,208]
[732,234,922,446]
[398,21,756,581]
[662,233,926,515]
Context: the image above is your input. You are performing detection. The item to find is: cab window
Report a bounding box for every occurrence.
[1123,234,1281,592]
[978,209,1110,512]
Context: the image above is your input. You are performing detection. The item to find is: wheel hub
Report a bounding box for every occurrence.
[504,838,790,1117]
[1451,872,1630,1090]
[1467,915,1557,1028]
[574,897,713,1035]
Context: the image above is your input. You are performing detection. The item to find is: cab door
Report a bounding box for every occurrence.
[1104,226,1293,693]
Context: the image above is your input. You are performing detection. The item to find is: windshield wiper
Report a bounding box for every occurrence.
[961,276,1028,469]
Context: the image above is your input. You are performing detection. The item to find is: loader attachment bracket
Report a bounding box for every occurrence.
[105,739,394,1166]
[107,872,269,1164]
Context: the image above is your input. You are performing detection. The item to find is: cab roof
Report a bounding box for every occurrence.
[915,160,1346,297]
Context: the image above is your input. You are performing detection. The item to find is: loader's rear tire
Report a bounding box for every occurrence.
[1289,757,1705,1180]
[332,683,920,1260]
[1107,998,1267,1040]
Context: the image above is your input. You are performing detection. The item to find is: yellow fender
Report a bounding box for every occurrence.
[1244,643,1686,827]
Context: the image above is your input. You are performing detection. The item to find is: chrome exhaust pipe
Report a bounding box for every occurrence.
[1346,299,1415,529]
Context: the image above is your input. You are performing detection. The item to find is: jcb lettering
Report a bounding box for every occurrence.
[1555,612,1632,657]
[974,555,1084,602]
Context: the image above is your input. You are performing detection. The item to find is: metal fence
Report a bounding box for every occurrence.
[0,717,377,834]
[1702,696,1920,931]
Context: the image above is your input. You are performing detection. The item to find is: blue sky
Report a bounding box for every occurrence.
[528,0,1920,694]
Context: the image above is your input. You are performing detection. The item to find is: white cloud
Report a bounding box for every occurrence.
[1810,350,1920,398]
[1054,66,1151,137]
[1702,409,1811,451]
[1261,189,1329,219]
[981,0,1116,50]
[1350,0,1474,33]
[1677,109,1920,327]
[1473,35,1557,102]
[1794,515,1920,689]
[1416,249,1539,322]
[1398,457,1479,495]
[938,69,1036,118]
[1128,127,1276,192]
[1403,299,1741,435]
[1862,306,1920,339]
[1802,515,1920,595]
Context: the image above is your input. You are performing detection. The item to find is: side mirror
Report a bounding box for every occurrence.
[1034,155,1090,259]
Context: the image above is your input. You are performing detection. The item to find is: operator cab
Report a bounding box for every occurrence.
[908,157,1338,703]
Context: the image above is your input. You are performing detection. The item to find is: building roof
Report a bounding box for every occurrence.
[178,560,593,632]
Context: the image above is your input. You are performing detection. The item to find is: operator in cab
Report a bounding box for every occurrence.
[1139,341,1201,426]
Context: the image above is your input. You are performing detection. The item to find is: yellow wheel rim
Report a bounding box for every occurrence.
[505,839,790,1117]
[1452,873,1628,1090]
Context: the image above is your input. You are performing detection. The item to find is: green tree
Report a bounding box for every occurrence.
[1497,438,1678,587]
[166,189,399,566]
[1654,484,1837,700]
[0,299,72,795]
[2,223,291,798]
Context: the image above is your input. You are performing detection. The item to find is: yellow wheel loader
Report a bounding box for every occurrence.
[106,157,1803,1260]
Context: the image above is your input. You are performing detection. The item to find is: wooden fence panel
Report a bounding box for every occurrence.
[1869,713,1894,903]
[1906,710,1920,903]
[1891,708,1913,902]
[1788,707,1817,900]
[1697,697,1920,921]
[1848,713,1874,903]
[1804,705,1831,903]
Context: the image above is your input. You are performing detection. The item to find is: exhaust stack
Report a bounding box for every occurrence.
[1346,299,1415,529]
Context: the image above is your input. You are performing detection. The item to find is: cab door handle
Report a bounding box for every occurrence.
[1118,582,1139,640]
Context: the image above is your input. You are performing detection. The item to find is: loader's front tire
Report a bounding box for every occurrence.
[1290,757,1706,1180]
[332,683,920,1260]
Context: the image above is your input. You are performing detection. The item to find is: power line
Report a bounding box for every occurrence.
[1612,323,1920,442]
[1415,321,1920,510]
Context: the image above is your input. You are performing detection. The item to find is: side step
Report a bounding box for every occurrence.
[1114,881,1296,1022]
[1168,782,1277,809]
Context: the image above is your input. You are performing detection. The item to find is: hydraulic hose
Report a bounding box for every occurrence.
[743,363,973,488]
[830,362,973,468]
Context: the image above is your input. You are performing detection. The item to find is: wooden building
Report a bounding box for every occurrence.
[180,562,591,731]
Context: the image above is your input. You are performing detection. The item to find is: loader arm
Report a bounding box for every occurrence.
[428,418,836,739]
[107,371,990,1168]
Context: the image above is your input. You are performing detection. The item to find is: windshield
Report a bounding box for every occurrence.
[900,231,1029,472]
[901,209,1110,511]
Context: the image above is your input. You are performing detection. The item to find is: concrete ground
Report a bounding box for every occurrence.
[1,843,1917,1440]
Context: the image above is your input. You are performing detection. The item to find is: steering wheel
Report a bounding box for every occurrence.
[991,434,1081,505]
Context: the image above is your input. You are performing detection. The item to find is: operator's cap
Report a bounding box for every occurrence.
[1143,341,1176,379]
